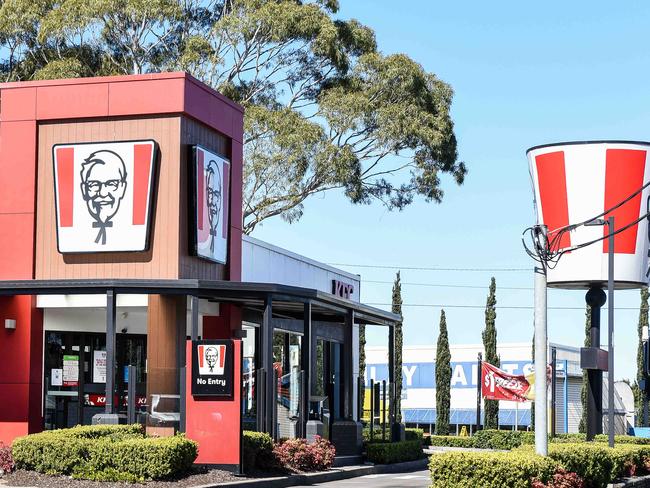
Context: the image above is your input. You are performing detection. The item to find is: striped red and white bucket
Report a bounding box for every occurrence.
[528,141,650,289]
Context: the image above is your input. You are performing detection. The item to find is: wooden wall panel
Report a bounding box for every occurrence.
[179,117,229,280]
[146,295,183,398]
[35,117,182,279]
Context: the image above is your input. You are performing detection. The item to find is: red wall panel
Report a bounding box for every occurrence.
[185,339,242,466]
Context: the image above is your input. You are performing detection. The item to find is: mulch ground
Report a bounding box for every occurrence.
[0,466,277,487]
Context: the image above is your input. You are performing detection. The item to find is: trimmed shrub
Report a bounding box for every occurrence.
[76,435,197,482]
[273,436,335,472]
[429,451,559,488]
[242,430,275,470]
[405,428,424,443]
[12,425,197,482]
[517,443,650,487]
[594,434,650,445]
[366,440,423,464]
[473,429,528,450]
[0,442,14,474]
[425,435,475,448]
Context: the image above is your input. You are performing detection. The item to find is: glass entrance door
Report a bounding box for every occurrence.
[44,331,147,430]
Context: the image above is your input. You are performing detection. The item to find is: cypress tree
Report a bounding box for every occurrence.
[482,277,499,429]
[435,309,451,435]
[636,287,649,426]
[392,271,404,423]
[579,304,591,433]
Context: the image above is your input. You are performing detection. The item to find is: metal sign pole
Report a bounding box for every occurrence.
[607,216,615,448]
[476,352,482,433]
[534,264,548,456]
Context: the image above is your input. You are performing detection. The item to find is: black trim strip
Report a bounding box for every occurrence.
[527,140,650,154]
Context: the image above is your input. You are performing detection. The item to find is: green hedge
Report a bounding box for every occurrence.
[473,429,526,450]
[366,440,423,464]
[12,425,197,482]
[424,430,650,451]
[425,435,475,448]
[242,430,275,471]
[429,451,558,488]
[431,442,650,488]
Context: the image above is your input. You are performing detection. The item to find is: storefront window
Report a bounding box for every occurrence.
[43,331,147,430]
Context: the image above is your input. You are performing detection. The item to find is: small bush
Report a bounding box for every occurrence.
[242,430,275,471]
[366,440,423,464]
[0,442,14,474]
[430,451,559,488]
[12,425,197,482]
[532,468,585,488]
[273,436,335,472]
[425,435,475,448]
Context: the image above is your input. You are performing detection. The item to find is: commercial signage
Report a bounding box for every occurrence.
[481,361,534,402]
[527,141,650,288]
[190,146,230,264]
[93,350,107,384]
[53,140,158,253]
[191,340,234,396]
[366,360,533,389]
[332,280,354,299]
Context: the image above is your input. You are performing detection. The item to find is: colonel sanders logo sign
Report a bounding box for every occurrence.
[192,340,234,396]
[52,140,157,253]
[197,344,226,376]
[191,146,230,264]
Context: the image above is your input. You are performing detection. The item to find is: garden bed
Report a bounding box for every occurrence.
[0,466,243,487]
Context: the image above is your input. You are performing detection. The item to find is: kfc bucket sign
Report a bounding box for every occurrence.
[528,141,650,289]
[53,140,158,253]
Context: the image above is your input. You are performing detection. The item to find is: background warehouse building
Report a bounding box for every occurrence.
[365,342,635,434]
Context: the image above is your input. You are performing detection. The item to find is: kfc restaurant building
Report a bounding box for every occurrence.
[0,73,400,468]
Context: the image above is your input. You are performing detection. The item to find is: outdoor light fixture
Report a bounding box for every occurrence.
[4,319,16,330]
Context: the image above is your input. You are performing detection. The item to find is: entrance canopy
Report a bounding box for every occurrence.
[0,279,399,327]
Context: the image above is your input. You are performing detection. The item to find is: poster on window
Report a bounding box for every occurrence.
[190,146,230,264]
[51,368,63,386]
[93,350,107,384]
[52,140,158,253]
[63,355,79,387]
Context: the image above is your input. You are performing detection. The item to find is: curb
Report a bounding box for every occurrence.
[194,458,429,488]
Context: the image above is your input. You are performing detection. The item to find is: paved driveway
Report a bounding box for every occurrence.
[291,469,430,487]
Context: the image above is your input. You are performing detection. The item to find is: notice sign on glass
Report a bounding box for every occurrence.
[191,340,234,397]
[93,350,107,384]
[63,355,79,387]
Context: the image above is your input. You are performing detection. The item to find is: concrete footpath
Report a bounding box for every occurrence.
[195,459,429,488]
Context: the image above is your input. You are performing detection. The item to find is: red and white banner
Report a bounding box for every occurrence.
[528,141,650,288]
[53,140,157,253]
[481,361,535,402]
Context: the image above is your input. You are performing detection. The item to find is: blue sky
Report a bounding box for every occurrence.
[253,1,650,381]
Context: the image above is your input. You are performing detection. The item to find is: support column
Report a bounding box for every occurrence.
[190,295,199,341]
[388,322,403,441]
[584,287,607,440]
[301,302,312,438]
[262,296,274,437]
[343,310,354,419]
[105,289,116,415]
[330,310,363,456]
